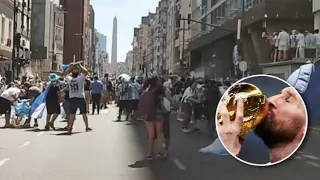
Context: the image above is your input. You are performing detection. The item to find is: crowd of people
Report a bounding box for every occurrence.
[0,63,234,160]
[264,28,320,61]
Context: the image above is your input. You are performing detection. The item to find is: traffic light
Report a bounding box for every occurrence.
[176,13,181,28]
[187,14,191,24]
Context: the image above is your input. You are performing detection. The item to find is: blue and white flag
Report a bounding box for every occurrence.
[30,84,52,119]
[199,138,230,156]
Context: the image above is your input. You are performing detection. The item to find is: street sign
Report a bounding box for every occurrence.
[239,61,247,72]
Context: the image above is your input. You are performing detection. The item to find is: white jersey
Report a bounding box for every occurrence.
[69,74,85,99]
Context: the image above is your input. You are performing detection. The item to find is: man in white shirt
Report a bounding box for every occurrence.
[314,29,320,58]
[65,63,92,134]
[296,30,306,58]
[277,28,290,61]
[305,31,314,48]
[0,87,24,128]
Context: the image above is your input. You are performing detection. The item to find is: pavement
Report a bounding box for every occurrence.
[0,105,320,180]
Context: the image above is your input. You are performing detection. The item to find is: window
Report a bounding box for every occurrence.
[1,17,5,44]
[211,0,217,7]
[8,21,12,39]
[201,17,206,32]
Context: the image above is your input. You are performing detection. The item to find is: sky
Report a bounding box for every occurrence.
[90,0,159,62]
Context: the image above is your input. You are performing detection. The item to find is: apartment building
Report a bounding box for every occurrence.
[89,5,95,70]
[157,0,168,74]
[188,0,313,78]
[60,0,86,65]
[124,50,133,75]
[0,0,14,75]
[147,15,157,73]
[31,0,65,76]
[166,0,175,74]
[174,0,191,75]
[131,27,139,75]
[136,15,151,76]
[82,0,90,66]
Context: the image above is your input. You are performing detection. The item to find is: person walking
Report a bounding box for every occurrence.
[90,75,103,114]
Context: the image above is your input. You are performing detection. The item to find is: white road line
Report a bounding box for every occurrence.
[306,161,320,167]
[0,158,10,167]
[302,154,320,161]
[294,155,302,160]
[19,141,31,148]
[172,158,186,170]
[37,132,44,136]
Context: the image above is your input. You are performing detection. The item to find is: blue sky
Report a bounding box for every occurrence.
[91,0,159,62]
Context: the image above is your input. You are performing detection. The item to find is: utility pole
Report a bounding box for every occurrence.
[11,0,17,80]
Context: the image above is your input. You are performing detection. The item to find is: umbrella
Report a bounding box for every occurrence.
[117,74,131,82]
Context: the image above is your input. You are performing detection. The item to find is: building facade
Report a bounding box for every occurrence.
[124,50,133,75]
[174,0,191,75]
[88,5,95,70]
[0,0,14,77]
[31,0,64,77]
[60,0,85,64]
[188,0,313,78]
[96,31,106,53]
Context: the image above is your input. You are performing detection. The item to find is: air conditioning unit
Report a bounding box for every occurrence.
[21,40,26,47]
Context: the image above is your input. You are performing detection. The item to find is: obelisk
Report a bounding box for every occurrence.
[111,16,118,74]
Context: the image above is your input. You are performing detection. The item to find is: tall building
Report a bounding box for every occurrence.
[111,16,117,74]
[31,0,65,76]
[89,5,95,70]
[10,0,32,78]
[96,32,107,53]
[0,0,14,77]
[60,0,88,64]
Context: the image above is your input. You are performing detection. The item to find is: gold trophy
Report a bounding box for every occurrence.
[217,83,269,140]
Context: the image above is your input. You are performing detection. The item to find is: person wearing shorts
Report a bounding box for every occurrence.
[45,75,62,131]
[277,28,290,61]
[66,63,92,134]
[0,87,22,128]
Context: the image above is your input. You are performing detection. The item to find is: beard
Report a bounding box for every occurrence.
[254,110,297,149]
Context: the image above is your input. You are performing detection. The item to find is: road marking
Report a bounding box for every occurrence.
[296,151,303,154]
[37,132,44,136]
[294,155,302,160]
[306,161,320,167]
[0,158,10,167]
[19,141,31,148]
[172,158,186,170]
[303,154,320,161]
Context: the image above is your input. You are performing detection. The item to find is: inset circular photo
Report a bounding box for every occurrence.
[216,74,308,166]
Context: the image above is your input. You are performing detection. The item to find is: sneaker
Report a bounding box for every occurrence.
[86,127,92,132]
[182,128,192,133]
[146,155,153,160]
[177,118,184,122]
[33,124,39,128]
[163,150,169,158]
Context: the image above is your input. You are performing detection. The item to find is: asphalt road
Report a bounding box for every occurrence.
[0,106,320,180]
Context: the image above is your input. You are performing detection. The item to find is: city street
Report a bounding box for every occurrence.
[0,105,320,180]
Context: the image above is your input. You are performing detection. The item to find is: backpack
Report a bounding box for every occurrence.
[287,63,313,94]
[138,89,156,116]
[287,62,320,125]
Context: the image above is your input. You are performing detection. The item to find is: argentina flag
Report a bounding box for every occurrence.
[30,84,52,119]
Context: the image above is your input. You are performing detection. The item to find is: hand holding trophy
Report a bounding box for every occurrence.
[217,83,268,156]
